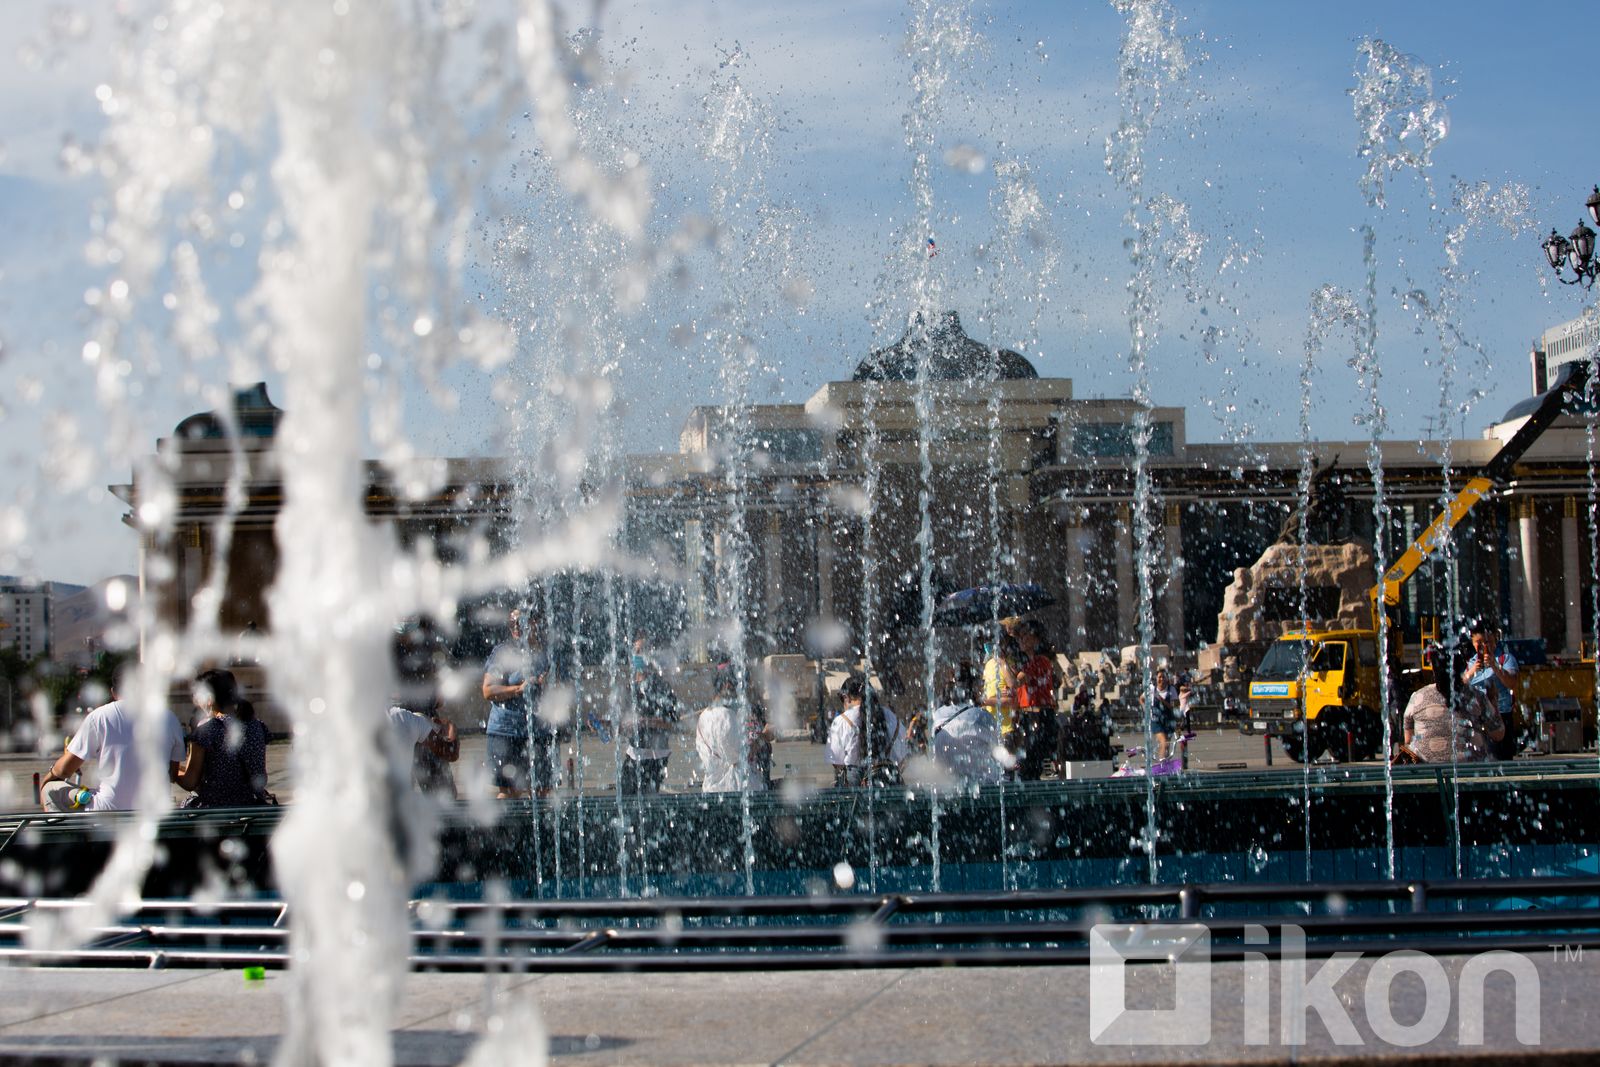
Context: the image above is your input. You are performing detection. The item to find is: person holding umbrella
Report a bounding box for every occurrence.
[1013,618,1061,780]
[981,622,1024,763]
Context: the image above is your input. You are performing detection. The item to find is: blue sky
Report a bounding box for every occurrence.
[1,0,1597,584]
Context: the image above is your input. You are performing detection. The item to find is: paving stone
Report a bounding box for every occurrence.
[0,953,1595,1065]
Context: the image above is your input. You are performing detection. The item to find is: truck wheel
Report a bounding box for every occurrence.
[1348,709,1384,761]
[1279,728,1322,764]
[1317,711,1352,762]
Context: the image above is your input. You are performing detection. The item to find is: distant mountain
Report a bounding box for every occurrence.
[51,576,137,664]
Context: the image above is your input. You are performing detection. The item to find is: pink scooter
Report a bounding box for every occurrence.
[1111,732,1195,778]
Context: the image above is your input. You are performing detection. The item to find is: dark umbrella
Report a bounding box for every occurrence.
[932,583,1056,628]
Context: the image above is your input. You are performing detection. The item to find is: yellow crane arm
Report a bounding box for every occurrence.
[1369,475,1494,617]
[1364,359,1592,628]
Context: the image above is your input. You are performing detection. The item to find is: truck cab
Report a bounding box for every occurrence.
[1246,629,1385,762]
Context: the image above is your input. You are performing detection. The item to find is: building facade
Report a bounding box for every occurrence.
[1533,312,1599,394]
[115,313,1600,682]
[0,582,56,661]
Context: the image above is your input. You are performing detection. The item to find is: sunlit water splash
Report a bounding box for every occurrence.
[897,0,977,892]
[70,2,652,1060]
[1351,37,1449,881]
[983,158,1058,890]
[1105,0,1188,882]
[1301,286,1366,876]
[1403,180,1531,876]
[702,52,800,894]
[32,4,1572,1056]
[496,22,651,895]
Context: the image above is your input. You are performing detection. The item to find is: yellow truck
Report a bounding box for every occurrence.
[1243,360,1595,762]
[1245,629,1596,762]
[1245,629,1388,761]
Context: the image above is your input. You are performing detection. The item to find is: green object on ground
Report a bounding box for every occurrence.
[242,966,266,982]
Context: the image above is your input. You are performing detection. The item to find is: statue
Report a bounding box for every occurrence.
[1276,457,1351,545]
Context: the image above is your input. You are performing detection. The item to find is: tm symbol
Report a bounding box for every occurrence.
[1551,944,1584,963]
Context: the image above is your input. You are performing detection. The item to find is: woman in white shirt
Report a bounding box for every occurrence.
[826,674,909,787]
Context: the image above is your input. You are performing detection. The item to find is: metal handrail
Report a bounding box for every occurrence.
[0,874,1597,971]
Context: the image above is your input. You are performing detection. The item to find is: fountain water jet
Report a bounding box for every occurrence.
[1350,36,1450,880]
[1106,0,1190,880]
[701,52,800,893]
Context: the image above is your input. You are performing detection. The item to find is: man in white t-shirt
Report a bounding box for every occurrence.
[39,697,186,813]
[695,669,768,794]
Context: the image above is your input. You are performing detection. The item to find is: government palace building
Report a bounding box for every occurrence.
[113,311,1600,685]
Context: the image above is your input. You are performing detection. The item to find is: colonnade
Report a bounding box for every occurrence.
[1513,495,1588,656]
[676,490,1596,663]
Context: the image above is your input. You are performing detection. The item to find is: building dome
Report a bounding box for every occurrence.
[852,311,1038,383]
[173,382,285,441]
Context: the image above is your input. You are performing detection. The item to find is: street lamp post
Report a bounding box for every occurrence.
[1541,186,1600,287]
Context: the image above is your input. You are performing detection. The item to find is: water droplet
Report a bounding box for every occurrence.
[943,144,986,174]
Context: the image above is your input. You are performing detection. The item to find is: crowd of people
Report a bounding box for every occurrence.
[39,653,461,813]
[33,607,1528,812]
[820,615,1161,790]
[29,606,1174,811]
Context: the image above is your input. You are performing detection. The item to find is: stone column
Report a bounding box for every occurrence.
[1114,504,1135,648]
[817,517,835,626]
[685,519,708,660]
[764,511,783,625]
[1563,496,1582,655]
[1011,494,1030,582]
[1065,510,1086,648]
[182,524,204,630]
[1163,502,1185,651]
[1518,498,1542,641]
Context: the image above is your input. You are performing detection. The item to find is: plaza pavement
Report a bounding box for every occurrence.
[0,724,1406,813]
[0,951,1595,1065]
